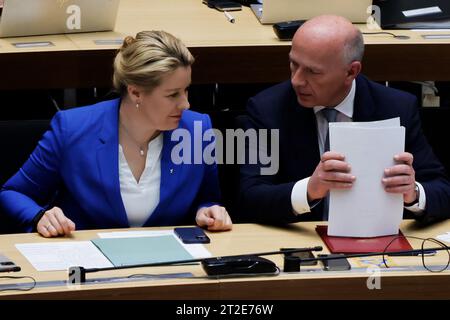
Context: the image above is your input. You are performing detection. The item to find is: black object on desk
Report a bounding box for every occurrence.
[69,246,323,283]
[202,0,242,11]
[318,254,351,271]
[174,227,211,244]
[202,255,277,276]
[273,20,306,40]
[0,254,21,273]
[281,247,317,266]
[375,0,450,29]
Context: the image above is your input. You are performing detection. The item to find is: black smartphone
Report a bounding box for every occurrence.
[174,227,211,244]
[202,0,242,11]
[319,254,351,271]
[214,1,242,11]
[280,248,318,266]
[0,254,21,273]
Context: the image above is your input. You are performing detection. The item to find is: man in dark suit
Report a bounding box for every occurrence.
[239,15,450,224]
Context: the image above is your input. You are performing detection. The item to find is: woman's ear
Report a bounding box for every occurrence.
[127,85,142,103]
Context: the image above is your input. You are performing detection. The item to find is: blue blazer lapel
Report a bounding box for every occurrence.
[96,99,128,227]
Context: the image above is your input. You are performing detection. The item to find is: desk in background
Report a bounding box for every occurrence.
[0,220,449,299]
[1,0,450,90]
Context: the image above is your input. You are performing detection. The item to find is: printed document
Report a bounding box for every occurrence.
[16,241,113,271]
[327,118,405,237]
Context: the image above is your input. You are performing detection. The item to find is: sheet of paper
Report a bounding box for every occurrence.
[436,232,450,243]
[15,241,113,271]
[98,230,174,239]
[98,230,211,259]
[327,119,405,237]
[330,117,400,128]
[412,29,450,32]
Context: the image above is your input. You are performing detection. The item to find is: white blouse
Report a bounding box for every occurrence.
[119,134,163,227]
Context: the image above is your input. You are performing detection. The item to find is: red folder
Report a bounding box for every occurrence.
[316,225,413,254]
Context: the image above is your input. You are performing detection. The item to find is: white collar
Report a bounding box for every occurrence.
[313,79,356,118]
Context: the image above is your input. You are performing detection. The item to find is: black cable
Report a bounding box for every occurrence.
[0,276,36,292]
[421,238,450,272]
[127,266,281,280]
[382,235,450,272]
[362,32,411,40]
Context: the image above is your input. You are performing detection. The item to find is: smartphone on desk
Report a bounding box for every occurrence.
[0,254,21,273]
[280,248,318,266]
[174,227,211,244]
[319,254,351,271]
[202,0,242,11]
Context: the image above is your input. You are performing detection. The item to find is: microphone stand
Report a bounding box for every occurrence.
[295,246,450,270]
[68,246,323,283]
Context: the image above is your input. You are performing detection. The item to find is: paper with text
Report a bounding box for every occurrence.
[327,118,405,237]
[16,241,113,271]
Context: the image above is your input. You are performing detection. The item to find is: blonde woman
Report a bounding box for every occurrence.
[0,31,232,237]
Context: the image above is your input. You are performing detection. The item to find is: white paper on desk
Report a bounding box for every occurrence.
[327,118,405,237]
[436,232,450,244]
[97,230,212,259]
[15,241,113,272]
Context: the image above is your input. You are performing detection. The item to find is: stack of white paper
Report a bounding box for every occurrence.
[327,118,405,237]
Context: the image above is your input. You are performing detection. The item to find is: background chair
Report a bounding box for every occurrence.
[420,108,450,175]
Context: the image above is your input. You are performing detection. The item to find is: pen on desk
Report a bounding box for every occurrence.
[224,11,235,23]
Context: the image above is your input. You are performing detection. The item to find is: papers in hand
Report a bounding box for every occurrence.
[327,118,405,238]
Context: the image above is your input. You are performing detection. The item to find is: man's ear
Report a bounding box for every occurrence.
[346,61,362,83]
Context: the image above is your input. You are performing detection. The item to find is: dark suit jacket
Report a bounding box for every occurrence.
[239,75,450,224]
[0,99,220,232]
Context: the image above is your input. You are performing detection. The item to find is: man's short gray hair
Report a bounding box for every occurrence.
[343,30,365,64]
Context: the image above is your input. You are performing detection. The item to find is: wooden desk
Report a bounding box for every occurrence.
[1,220,449,299]
[0,0,450,90]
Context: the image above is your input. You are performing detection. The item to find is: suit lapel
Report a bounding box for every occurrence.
[286,87,321,178]
[353,75,377,122]
[96,99,128,227]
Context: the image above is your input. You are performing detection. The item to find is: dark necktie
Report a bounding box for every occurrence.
[320,108,339,220]
[321,108,339,153]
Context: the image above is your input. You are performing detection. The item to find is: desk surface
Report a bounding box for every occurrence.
[1,0,450,89]
[1,220,449,299]
[1,0,450,51]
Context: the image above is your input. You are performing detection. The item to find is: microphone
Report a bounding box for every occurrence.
[68,246,323,284]
[285,246,450,272]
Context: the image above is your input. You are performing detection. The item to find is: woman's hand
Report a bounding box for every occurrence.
[36,207,76,237]
[196,205,232,231]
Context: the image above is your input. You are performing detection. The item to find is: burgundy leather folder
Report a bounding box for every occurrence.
[316,225,413,254]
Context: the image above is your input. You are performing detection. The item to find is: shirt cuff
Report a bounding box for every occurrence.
[405,182,426,214]
[291,177,311,215]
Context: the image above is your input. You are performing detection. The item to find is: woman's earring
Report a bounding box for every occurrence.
[136,102,140,109]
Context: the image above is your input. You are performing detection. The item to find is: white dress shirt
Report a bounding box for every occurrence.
[119,134,163,227]
[290,80,426,216]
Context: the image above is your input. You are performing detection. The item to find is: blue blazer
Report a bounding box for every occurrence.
[239,75,450,223]
[0,99,220,231]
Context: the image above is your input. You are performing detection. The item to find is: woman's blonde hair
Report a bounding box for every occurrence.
[113,30,194,95]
